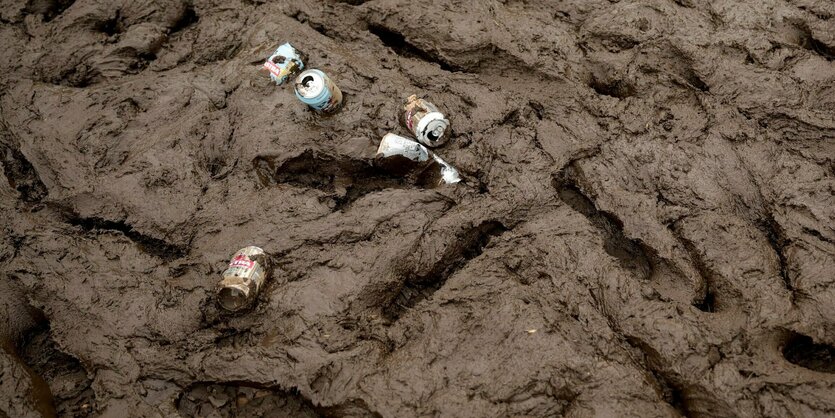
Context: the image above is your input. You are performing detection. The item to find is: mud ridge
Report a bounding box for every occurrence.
[177,382,321,417]
[290,10,333,40]
[383,220,508,321]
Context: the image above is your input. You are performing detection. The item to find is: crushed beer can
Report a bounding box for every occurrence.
[294,69,343,113]
[217,246,270,312]
[263,43,305,85]
[376,133,461,186]
[402,94,450,147]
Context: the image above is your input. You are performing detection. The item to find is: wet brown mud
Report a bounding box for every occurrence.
[0,0,834,416]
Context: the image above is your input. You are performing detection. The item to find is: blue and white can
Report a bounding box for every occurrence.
[263,43,305,85]
[294,69,343,113]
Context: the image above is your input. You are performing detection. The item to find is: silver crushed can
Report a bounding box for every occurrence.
[217,246,270,312]
[376,133,461,186]
[402,94,450,147]
[263,43,305,85]
[294,69,343,113]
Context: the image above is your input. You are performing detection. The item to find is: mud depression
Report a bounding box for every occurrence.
[1,0,835,417]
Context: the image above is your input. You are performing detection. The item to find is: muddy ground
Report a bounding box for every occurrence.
[0,0,834,416]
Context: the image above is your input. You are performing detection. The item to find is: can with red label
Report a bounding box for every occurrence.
[217,246,270,312]
[402,94,450,147]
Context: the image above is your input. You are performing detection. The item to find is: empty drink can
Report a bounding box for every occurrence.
[294,69,343,113]
[263,43,305,85]
[402,95,450,147]
[217,246,270,312]
[376,133,461,186]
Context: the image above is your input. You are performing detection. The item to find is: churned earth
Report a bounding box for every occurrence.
[1,0,834,416]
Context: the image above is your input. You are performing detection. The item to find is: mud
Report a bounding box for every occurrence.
[0,0,834,416]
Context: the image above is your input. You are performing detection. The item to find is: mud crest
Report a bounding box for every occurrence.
[1,0,834,417]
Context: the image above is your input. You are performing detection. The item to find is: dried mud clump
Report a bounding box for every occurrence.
[1,0,834,416]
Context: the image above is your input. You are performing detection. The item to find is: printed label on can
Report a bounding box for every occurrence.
[229,254,255,269]
[405,108,417,130]
[263,60,284,77]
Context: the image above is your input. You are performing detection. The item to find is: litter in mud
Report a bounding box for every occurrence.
[402,94,450,147]
[294,69,343,113]
[2,2,834,416]
[375,133,461,186]
[262,43,305,86]
[217,246,270,312]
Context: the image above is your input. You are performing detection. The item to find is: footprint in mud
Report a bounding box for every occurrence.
[32,1,195,87]
[27,0,76,22]
[253,150,417,211]
[0,141,48,203]
[177,382,380,417]
[783,332,835,373]
[383,220,509,322]
[178,383,319,418]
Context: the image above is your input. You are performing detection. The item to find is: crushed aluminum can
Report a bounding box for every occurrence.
[402,94,450,147]
[217,246,270,312]
[294,69,343,113]
[263,43,305,85]
[375,133,461,186]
